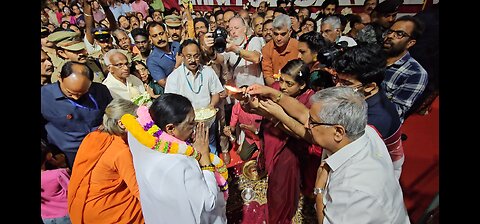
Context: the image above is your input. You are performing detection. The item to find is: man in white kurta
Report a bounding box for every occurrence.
[102,72,145,100]
[102,49,146,100]
[127,132,227,224]
[165,56,224,154]
[165,64,224,109]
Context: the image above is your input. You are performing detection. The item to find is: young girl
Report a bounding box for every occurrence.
[223,85,263,162]
[41,139,72,224]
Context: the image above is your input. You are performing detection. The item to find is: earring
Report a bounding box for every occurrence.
[313,55,317,62]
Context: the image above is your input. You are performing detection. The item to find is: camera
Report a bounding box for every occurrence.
[213,27,228,53]
[318,41,349,68]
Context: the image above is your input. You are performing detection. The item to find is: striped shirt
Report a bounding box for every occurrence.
[382,52,428,123]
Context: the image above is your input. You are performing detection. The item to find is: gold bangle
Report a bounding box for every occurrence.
[201,166,215,172]
[84,13,92,17]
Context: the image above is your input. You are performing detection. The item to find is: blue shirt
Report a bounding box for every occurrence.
[366,90,401,139]
[109,4,125,21]
[146,41,180,82]
[41,82,113,153]
[381,52,428,123]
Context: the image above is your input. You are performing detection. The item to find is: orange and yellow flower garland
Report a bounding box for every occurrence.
[120,113,228,180]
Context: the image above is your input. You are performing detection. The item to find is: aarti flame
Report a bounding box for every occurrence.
[224,85,242,93]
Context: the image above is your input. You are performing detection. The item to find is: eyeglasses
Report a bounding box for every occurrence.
[383,29,411,39]
[332,75,363,89]
[308,115,337,129]
[321,29,335,37]
[111,62,131,68]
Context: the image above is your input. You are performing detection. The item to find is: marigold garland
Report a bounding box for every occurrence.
[122,114,156,148]
[121,114,200,160]
[121,106,229,182]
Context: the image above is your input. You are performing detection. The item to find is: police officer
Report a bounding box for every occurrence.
[54,37,106,83]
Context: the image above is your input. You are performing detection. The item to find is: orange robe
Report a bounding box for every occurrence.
[68,131,144,224]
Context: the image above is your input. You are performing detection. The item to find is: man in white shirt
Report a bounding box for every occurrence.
[102,49,146,100]
[210,15,265,88]
[321,15,357,47]
[307,87,410,224]
[165,39,224,154]
[245,85,410,224]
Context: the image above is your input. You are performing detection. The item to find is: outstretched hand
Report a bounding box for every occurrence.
[204,32,215,49]
[259,99,284,117]
[246,84,278,100]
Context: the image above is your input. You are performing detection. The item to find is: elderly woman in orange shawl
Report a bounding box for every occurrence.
[68,98,144,223]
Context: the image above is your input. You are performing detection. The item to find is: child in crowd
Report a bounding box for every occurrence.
[41,139,71,224]
[223,85,263,161]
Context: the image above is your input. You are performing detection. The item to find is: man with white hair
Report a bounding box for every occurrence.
[321,15,357,47]
[261,14,299,86]
[245,85,411,224]
[102,49,146,100]
[209,15,264,87]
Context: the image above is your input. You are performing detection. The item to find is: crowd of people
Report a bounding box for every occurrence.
[40,0,438,223]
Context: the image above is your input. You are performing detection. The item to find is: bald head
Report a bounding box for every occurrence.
[224,11,235,25]
[59,62,92,100]
[358,12,371,25]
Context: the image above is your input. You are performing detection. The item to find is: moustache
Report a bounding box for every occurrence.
[157,40,167,45]
[172,34,180,38]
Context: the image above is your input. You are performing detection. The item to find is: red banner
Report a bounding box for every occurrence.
[162,0,426,14]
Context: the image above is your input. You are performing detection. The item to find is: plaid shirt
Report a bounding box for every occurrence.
[382,52,428,123]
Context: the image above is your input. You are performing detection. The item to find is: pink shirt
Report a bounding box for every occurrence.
[229,102,263,148]
[131,0,150,18]
[41,168,70,218]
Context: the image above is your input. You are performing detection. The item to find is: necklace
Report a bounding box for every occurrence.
[183,65,203,94]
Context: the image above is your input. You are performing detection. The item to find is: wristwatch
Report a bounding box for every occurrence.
[313,187,325,195]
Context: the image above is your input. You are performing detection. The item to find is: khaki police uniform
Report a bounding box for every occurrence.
[53,39,106,83]
[46,31,80,83]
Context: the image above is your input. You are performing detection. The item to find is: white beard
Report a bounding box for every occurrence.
[231,36,244,46]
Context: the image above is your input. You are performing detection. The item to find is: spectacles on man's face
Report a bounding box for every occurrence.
[321,29,335,37]
[383,29,411,39]
[332,75,363,89]
[308,114,337,129]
